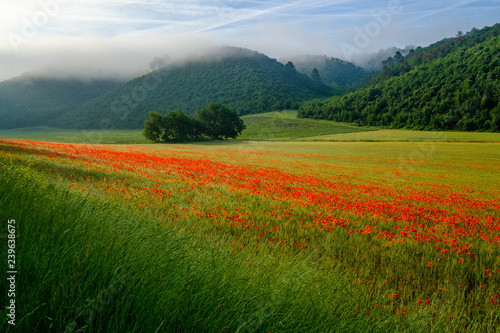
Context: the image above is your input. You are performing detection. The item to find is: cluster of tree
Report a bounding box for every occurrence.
[298,23,500,132]
[0,74,121,130]
[143,103,246,142]
[52,47,332,129]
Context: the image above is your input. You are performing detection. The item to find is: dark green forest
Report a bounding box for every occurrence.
[143,103,245,142]
[298,24,500,131]
[286,55,366,86]
[0,75,121,130]
[52,47,333,129]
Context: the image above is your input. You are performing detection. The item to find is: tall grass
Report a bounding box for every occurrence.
[0,165,382,332]
[1,138,499,332]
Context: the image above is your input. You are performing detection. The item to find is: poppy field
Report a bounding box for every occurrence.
[1,136,499,332]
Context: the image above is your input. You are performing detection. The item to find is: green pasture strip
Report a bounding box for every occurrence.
[299,129,500,142]
[1,113,498,144]
[0,127,148,144]
[239,111,371,140]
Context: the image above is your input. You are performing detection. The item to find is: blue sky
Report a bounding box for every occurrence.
[0,0,499,80]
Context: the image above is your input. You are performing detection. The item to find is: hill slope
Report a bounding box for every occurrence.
[284,55,366,86]
[0,72,122,130]
[298,24,500,131]
[52,47,333,129]
[239,111,371,140]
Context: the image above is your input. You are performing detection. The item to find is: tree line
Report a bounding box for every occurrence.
[143,103,246,142]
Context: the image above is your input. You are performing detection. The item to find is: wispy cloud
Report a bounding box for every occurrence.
[406,0,482,23]
[193,0,355,33]
[0,0,498,81]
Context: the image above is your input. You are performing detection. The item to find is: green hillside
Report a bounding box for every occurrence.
[285,55,366,86]
[298,23,500,132]
[52,47,333,129]
[0,73,122,130]
[238,110,371,140]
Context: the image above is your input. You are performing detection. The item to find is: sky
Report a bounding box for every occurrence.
[0,0,499,81]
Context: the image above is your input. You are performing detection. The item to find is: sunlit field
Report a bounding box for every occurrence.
[1,135,499,332]
[0,127,149,144]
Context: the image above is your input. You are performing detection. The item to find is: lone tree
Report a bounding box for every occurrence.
[195,103,246,140]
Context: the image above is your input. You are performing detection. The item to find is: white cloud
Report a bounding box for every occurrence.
[0,32,222,81]
[0,0,498,81]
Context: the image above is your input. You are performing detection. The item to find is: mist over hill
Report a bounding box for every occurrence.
[282,55,366,86]
[350,46,417,72]
[298,24,500,132]
[2,22,500,134]
[51,47,334,129]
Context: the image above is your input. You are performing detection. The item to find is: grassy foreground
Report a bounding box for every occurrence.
[1,159,379,332]
[1,136,499,332]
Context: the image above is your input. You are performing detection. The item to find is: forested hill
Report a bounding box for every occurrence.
[298,23,500,132]
[285,55,366,86]
[52,47,333,129]
[0,73,121,130]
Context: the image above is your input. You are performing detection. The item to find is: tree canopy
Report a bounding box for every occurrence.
[143,111,164,142]
[286,55,366,86]
[143,103,245,142]
[196,103,246,140]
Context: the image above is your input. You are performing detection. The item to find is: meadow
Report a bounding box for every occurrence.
[237,111,372,140]
[0,125,499,332]
[0,111,370,143]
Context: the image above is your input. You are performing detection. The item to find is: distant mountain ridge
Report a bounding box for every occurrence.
[283,55,366,86]
[51,47,334,129]
[2,26,499,133]
[0,73,122,130]
[298,23,500,132]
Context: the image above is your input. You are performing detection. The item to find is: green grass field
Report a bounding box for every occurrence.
[238,111,373,140]
[1,113,500,332]
[0,127,149,144]
[299,130,500,142]
[1,111,499,143]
